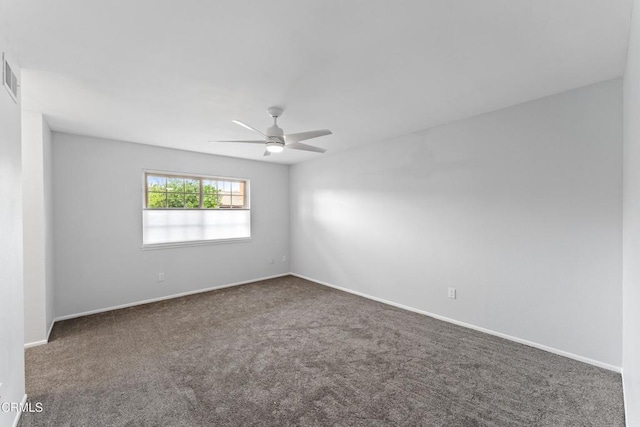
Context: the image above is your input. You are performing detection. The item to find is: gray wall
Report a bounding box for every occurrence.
[52,133,290,318]
[623,0,640,423]
[22,110,54,345]
[0,36,25,427]
[290,79,623,369]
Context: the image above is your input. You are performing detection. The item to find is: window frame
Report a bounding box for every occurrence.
[141,169,251,250]
[143,170,250,211]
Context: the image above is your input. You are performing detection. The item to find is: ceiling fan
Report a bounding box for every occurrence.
[212,107,332,156]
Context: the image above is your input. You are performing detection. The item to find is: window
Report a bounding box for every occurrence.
[142,171,250,247]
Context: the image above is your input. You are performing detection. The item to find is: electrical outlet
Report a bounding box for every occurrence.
[448,287,456,299]
[282,255,287,262]
[270,259,275,265]
[158,272,165,282]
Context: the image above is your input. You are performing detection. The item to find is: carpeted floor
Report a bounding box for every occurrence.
[20,275,624,426]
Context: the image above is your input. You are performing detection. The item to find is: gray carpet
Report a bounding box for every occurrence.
[20,276,624,426]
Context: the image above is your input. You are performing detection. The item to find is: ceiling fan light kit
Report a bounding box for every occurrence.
[266,142,284,153]
[212,106,332,156]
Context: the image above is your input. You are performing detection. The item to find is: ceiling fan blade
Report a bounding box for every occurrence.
[287,142,327,154]
[285,129,332,143]
[210,140,265,144]
[263,150,271,157]
[232,120,266,137]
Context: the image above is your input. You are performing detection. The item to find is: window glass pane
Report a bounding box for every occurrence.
[203,180,217,193]
[147,176,166,192]
[167,178,184,192]
[167,193,185,208]
[148,192,167,208]
[219,181,231,192]
[203,193,220,208]
[219,194,232,206]
[231,194,245,208]
[185,178,199,193]
[231,182,241,194]
[185,194,200,209]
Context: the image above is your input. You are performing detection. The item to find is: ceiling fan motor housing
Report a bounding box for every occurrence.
[266,124,285,146]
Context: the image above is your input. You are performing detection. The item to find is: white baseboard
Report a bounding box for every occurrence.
[54,273,290,323]
[23,319,56,349]
[37,271,622,374]
[11,394,27,427]
[24,339,47,349]
[291,273,622,373]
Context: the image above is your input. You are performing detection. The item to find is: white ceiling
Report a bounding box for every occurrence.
[0,0,633,164]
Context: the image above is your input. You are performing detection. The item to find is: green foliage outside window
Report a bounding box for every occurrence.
[203,180,220,208]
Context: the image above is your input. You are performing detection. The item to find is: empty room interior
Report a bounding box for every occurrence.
[2,0,640,426]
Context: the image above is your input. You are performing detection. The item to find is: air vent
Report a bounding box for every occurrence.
[2,53,17,103]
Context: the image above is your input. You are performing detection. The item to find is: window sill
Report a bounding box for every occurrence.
[141,237,252,250]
